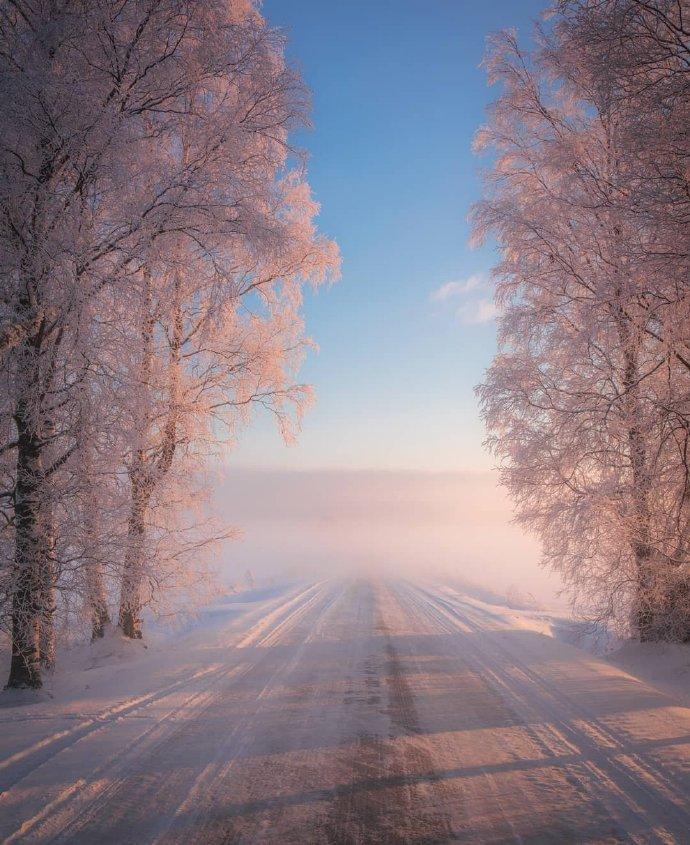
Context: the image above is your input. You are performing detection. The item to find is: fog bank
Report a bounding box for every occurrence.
[213,468,563,605]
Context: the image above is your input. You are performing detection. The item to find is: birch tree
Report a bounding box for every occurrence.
[0,0,337,686]
[116,182,336,638]
[474,14,690,640]
[551,2,690,638]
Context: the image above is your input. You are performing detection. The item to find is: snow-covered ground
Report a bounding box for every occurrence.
[1,579,689,843]
[436,580,690,706]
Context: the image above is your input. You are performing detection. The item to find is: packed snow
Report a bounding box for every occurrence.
[0,578,688,843]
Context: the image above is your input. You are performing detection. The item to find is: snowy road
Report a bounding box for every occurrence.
[1,580,689,843]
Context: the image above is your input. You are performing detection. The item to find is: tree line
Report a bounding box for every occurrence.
[0,0,338,689]
[475,0,689,641]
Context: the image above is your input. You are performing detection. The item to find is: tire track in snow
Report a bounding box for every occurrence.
[147,581,344,844]
[2,662,252,845]
[0,582,330,844]
[0,582,319,796]
[426,586,690,811]
[324,586,456,844]
[399,581,690,845]
[47,582,338,845]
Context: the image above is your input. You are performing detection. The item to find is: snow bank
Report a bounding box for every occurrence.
[436,580,690,704]
[605,641,690,705]
[0,581,298,708]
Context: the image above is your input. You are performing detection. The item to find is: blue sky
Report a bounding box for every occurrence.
[232,0,547,472]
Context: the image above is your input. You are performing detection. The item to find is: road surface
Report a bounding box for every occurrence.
[1,580,689,843]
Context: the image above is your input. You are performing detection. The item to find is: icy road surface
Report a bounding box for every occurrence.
[1,580,689,843]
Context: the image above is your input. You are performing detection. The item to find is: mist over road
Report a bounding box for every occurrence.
[1,580,689,843]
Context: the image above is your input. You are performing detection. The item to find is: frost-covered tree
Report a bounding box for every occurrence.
[116,191,335,639]
[0,0,337,687]
[474,7,690,640]
[552,0,690,636]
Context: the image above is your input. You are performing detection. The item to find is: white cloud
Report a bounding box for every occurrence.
[430,274,483,302]
[457,297,498,325]
[430,274,497,324]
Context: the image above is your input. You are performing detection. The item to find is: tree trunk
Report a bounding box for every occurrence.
[632,550,657,642]
[118,475,149,639]
[82,453,110,640]
[76,298,112,641]
[626,406,656,640]
[86,522,111,640]
[117,267,181,640]
[38,414,57,669]
[38,510,57,669]
[616,305,660,640]
[7,370,45,689]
